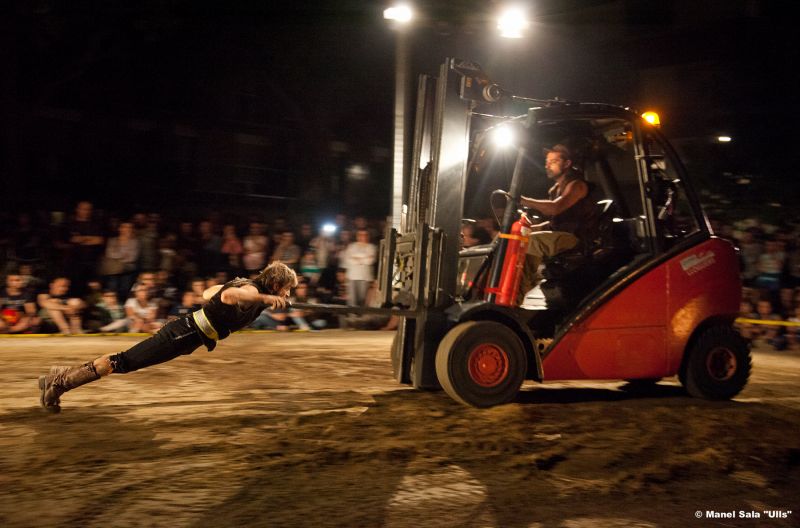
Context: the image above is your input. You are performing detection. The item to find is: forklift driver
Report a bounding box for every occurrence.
[517,144,600,304]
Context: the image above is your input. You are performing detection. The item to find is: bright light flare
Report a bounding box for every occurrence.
[492,125,515,149]
[383,4,413,23]
[717,136,732,143]
[497,6,529,38]
[642,111,661,126]
[322,223,337,235]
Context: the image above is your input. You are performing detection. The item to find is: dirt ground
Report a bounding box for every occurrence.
[0,331,798,528]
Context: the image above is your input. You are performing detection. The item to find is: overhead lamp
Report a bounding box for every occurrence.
[497,6,529,38]
[384,4,413,23]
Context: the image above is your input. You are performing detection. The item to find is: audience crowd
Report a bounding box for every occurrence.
[1,202,799,351]
[0,201,395,336]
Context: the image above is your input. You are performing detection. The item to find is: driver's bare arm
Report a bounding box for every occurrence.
[520,179,588,217]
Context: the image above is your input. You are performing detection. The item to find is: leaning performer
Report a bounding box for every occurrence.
[38,262,298,413]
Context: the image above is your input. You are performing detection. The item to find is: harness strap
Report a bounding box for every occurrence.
[192,309,219,341]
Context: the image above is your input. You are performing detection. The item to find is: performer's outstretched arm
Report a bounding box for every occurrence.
[220,284,289,310]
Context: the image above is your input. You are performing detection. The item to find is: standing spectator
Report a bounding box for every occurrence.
[755,238,786,293]
[101,222,140,299]
[175,221,200,280]
[0,273,39,334]
[124,285,162,333]
[785,238,800,288]
[308,225,337,271]
[137,217,161,272]
[158,232,178,274]
[242,222,269,276]
[10,212,44,266]
[64,201,105,296]
[220,224,244,274]
[342,229,377,307]
[37,277,85,334]
[271,231,301,269]
[197,220,223,276]
[737,228,762,285]
[297,223,314,253]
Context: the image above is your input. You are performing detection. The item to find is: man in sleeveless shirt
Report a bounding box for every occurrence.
[37,262,298,413]
[517,144,600,304]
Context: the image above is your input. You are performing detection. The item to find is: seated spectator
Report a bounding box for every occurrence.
[343,280,391,330]
[124,285,162,333]
[287,281,326,331]
[168,291,197,321]
[754,299,786,351]
[778,287,794,318]
[0,273,39,334]
[299,249,321,285]
[154,269,179,318]
[97,291,129,333]
[786,305,800,350]
[735,300,759,341]
[189,277,208,307]
[82,280,111,332]
[250,304,291,331]
[37,277,85,334]
[18,263,45,296]
[130,271,157,298]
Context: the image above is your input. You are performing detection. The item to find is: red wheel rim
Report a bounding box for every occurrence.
[706,347,737,381]
[468,343,509,388]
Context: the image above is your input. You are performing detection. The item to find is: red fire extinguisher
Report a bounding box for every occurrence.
[492,213,532,306]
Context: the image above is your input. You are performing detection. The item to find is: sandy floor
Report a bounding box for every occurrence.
[0,331,798,528]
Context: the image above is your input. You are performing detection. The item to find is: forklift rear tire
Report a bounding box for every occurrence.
[683,325,751,400]
[435,321,526,408]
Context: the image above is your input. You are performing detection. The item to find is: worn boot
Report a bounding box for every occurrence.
[38,361,101,413]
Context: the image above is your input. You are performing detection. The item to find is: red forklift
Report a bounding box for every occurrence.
[367,58,750,408]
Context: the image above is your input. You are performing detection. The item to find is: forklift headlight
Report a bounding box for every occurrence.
[492,125,515,149]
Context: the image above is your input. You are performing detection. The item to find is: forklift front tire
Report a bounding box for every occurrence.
[435,321,527,408]
[683,325,751,400]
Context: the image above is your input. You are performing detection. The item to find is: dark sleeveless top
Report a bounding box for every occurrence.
[548,174,600,242]
[201,278,268,340]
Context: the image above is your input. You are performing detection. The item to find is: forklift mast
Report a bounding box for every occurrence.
[378,59,499,389]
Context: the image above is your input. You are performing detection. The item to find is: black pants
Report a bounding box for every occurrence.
[109,316,205,374]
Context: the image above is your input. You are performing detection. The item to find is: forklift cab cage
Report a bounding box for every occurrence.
[373,58,746,407]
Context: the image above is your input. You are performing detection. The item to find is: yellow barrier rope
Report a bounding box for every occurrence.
[735,318,800,328]
[0,320,794,338]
